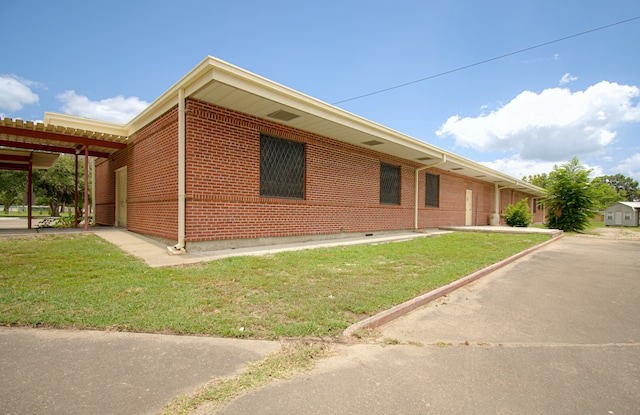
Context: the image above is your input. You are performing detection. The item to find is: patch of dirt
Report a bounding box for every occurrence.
[582,227,640,241]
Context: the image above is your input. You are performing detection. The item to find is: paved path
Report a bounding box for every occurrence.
[218,236,640,415]
[0,329,279,415]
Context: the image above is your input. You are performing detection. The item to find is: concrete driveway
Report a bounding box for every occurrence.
[219,235,640,414]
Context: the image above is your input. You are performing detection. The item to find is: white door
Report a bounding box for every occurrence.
[115,167,127,227]
[465,190,473,226]
[614,211,622,226]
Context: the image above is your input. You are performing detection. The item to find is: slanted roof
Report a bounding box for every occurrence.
[33,56,546,197]
[618,202,640,210]
[0,116,128,159]
[0,148,59,170]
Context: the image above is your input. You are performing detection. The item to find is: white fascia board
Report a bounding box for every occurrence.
[44,112,128,137]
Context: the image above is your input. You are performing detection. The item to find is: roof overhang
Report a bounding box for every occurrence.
[6,55,545,197]
[132,56,544,197]
[0,149,60,171]
[0,116,128,160]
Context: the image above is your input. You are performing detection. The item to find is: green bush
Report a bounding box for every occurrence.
[501,198,533,227]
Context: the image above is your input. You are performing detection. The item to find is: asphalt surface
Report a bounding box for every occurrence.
[217,235,640,415]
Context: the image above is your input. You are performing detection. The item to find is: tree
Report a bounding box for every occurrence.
[0,170,28,214]
[522,173,550,189]
[544,157,596,232]
[33,155,84,217]
[592,174,639,202]
[591,181,624,210]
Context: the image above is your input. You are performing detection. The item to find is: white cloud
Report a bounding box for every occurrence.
[57,90,149,124]
[479,156,558,180]
[615,153,640,182]
[0,75,39,112]
[559,73,578,85]
[481,155,605,181]
[436,81,640,162]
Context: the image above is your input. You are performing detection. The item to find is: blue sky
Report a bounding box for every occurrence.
[2,0,640,181]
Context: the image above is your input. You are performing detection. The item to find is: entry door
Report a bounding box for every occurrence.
[115,167,127,227]
[465,190,473,226]
[614,211,623,226]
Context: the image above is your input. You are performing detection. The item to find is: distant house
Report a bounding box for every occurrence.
[604,202,640,227]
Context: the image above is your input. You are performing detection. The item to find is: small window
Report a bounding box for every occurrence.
[425,173,440,207]
[380,163,400,205]
[607,212,614,220]
[260,134,305,199]
[625,212,632,220]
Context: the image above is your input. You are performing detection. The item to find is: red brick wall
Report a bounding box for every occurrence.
[95,98,544,243]
[94,108,179,240]
[417,169,498,227]
[184,100,417,242]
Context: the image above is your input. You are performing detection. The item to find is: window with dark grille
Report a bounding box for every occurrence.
[380,163,400,205]
[425,173,439,207]
[260,134,305,199]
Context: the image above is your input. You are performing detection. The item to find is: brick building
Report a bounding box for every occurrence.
[46,56,545,252]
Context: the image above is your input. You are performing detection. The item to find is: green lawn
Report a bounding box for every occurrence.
[0,232,549,339]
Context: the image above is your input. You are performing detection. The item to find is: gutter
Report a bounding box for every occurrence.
[414,154,446,230]
[168,89,187,255]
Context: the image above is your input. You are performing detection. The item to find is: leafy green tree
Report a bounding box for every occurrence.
[544,157,596,232]
[0,170,28,214]
[33,155,84,217]
[591,181,623,210]
[592,174,639,202]
[522,173,550,189]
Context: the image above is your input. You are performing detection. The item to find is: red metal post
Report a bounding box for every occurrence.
[27,154,33,229]
[84,145,89,231]
[74,153,79,228]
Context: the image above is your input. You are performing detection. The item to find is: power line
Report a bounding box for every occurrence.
[332,16,640,105]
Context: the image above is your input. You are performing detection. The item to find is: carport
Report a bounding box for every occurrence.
[0,116,128,230]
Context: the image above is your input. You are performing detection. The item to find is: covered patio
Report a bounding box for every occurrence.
[0,116,128,230]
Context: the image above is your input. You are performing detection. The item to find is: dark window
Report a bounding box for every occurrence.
[380,163,400,205]
[425,173,439,207]
[260,134,305,199]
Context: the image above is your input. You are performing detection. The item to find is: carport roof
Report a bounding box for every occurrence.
[0,116,128,160]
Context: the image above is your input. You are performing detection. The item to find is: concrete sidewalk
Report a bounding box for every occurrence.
[92,226,560,268]
[218,236,640,415]
[0,328,280,415]
[93,228,457,268]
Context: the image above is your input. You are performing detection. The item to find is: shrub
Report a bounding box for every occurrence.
[501,198,533,227]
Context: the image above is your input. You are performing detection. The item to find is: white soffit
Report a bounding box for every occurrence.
[185,59,543,196]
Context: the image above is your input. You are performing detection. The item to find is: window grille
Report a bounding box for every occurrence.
[260,134,305,199]
[380,163,400,205]
[425,173,440,207]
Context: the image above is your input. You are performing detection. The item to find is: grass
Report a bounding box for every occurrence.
[0,232,549,339]
[1,210,51,218]
[160,341,333,414]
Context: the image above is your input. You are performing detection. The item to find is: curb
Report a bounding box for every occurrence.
[343,232,565,337]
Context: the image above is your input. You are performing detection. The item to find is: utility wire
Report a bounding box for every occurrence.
[332,16,640,105]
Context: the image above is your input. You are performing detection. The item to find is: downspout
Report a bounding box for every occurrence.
[414,154,446,230]
[169,89,187,254]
